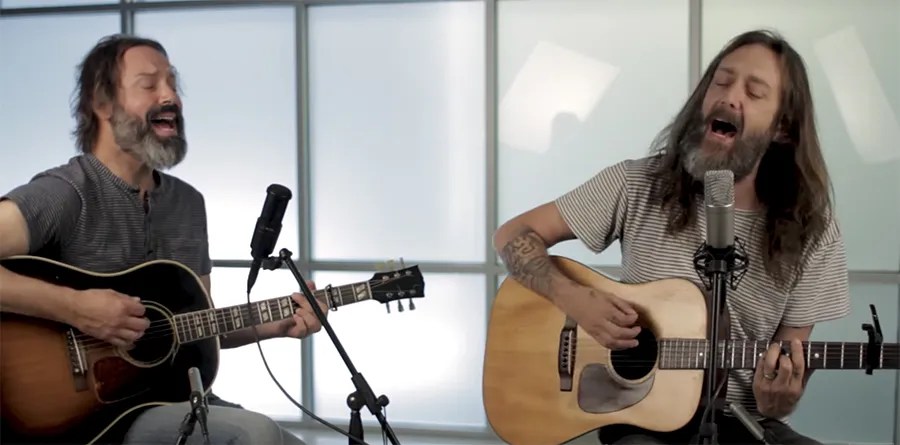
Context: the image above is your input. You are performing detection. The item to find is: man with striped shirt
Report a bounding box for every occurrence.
[0,35,318,444]
[494,30,850,444]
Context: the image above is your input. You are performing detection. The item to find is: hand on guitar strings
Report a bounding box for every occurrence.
[752,339,805,418]
[69,288,150,348]
[269,280,328,339]
[562,287,641,350]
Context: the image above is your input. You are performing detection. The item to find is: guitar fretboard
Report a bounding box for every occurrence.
[172,281,373,343]
[657,339,900,370]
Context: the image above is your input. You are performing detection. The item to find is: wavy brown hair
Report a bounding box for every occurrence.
[649,29,833,287]
[71,34,168,154]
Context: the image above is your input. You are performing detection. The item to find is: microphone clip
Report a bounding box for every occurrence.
[261,256,283,271]
[691,236,750,291]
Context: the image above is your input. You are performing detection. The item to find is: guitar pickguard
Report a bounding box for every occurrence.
[577,328,658,414]
[577,364,654,413]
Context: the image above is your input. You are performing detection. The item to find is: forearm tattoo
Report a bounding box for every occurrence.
[499,230,556,296]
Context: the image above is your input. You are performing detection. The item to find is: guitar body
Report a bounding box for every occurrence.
[483,256,708,445]
[0,255,219,444]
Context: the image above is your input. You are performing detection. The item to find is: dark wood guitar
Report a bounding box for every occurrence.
[0,255,425,444]
[482,255,898,445]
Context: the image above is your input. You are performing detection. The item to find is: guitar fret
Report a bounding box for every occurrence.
[806,343,813,366]
[279,297,293,319]
[840,342,845,369]
[693,340,698,369]
[257,301,271,323]
[175,317,185,342]
[153,269,422,346]
[741,339,746,368]
[231,307,243,329]
[206,310,218,335]
[729,340,734,368]
[660,338,898,373]
[192,312,204,338]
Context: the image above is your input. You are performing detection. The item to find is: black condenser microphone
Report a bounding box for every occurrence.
[246,184,292,294]
[704,170,735,254]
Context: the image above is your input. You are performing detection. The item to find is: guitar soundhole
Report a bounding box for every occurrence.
[610,329,658,381]
[125,304,176,365]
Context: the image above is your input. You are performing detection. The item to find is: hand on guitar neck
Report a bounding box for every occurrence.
[264,281,327,339]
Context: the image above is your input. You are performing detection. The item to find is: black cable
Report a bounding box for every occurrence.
[698,373,729,426]
[244,292,372,445]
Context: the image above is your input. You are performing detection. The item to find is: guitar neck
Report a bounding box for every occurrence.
[173,280,372,343]
[659,339,900,370]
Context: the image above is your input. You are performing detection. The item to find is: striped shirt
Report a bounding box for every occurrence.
[1,153,211,276]
[555,155,851,421]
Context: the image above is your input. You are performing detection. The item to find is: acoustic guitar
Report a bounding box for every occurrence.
[0,255,425,444]
[482,255,897,445]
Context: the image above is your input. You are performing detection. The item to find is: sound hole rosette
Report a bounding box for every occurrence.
[114,301,178,368]
[608,328,658,383]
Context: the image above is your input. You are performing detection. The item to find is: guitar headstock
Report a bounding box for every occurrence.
[371,258,425,313]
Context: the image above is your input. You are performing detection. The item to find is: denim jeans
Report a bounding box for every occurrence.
[598,409,821,445]
[121,396,306,445]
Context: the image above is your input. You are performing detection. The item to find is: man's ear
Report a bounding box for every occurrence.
[93,91,113,120]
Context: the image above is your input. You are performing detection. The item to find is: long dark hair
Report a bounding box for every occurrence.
[649,29,833,287]
[71,34,167,154]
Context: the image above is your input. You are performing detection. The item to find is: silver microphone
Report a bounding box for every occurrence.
[188,366,208,412]
[704,170,735,251]
[728,402,770,444]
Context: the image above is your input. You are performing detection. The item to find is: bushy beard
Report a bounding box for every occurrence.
[110,102,187,171]
[678,106,772,183]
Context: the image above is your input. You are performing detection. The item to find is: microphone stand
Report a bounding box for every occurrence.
[263,248,400,445]
[175,390,210,445]
[691,238,749,445]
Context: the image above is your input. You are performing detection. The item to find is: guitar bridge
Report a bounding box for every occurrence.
[558,316,577,392]
[65,328,89,391]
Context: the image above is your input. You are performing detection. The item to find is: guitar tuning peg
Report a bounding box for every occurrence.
[408,298,416,310]
[385,303,391,314]
[397,300,404,312]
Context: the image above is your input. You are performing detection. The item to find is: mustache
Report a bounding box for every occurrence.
[146,103,182,122]
[704,106,743,133]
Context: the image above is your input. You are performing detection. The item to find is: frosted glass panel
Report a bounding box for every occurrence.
[311,271,486,428]
[207,266,305,421]
[702,0,900,271]
[497,0,690,267]
[1,0,116,7]
[790,283,898,443]
[134,7,298,261]
[0,14,119,196]
[308,2,486,263]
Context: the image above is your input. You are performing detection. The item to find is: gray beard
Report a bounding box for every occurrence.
[110,104,187,171]
[679,112,772,183]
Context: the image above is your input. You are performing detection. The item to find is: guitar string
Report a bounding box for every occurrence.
[67,275,414,342]
[68,289,412,350]
[67,279,419,348]
[69,333,899,367]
